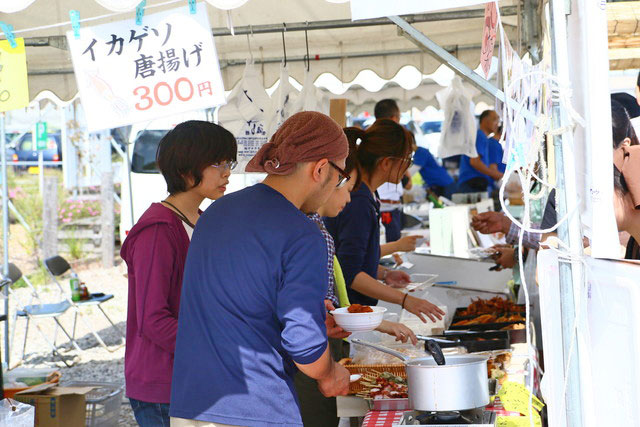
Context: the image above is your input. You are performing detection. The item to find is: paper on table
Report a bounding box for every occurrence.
[429,208,452,256]
[451,206,471,258]
[429,206,470,257]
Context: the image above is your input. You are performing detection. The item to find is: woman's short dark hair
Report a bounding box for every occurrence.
[156,120,237,194]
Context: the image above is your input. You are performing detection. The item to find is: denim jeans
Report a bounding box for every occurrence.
[130,398,170,427]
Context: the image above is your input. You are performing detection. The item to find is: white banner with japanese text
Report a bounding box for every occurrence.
[67,3,225,131]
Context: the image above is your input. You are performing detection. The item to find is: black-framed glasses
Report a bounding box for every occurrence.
[329,161,351,188]
[211,160,238,171]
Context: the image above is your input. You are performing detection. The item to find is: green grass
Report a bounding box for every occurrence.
[12,265,50,289]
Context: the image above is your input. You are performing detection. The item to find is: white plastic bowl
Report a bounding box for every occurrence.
[330,306,387,332]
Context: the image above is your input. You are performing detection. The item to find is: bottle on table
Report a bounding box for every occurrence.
[69,273,81,302]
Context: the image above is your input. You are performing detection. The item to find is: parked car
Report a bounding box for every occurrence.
[10,132,62,165]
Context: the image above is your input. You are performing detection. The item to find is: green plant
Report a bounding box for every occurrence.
[59,198,101,223]
[65,227,85,260]
[11,183,43,262]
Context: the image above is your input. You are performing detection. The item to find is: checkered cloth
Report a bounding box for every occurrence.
[308,213,339,307]
[506,222,542,250]
[362,410,407,427]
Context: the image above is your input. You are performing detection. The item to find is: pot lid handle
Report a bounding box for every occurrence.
[424,339,446,366]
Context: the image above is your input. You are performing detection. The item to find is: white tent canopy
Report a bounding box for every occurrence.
[330,77,495,116]
[2,0,520,102]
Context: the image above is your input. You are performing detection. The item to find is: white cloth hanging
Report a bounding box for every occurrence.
[266,64,299,138]
[218,60,272,172]
[435,76,478,159]
[291,69,329,115]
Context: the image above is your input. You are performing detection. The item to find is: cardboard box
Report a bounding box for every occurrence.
[14,383,95,427]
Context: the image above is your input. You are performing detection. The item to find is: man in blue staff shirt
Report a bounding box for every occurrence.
[456,110,503,194]
[170,112,350,427]
[411,144,455,198]
[488,124,506,174]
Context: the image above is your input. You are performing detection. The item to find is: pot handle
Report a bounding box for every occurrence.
[416,335,459,345]
[350,338,411,362]
[424,339,446,366]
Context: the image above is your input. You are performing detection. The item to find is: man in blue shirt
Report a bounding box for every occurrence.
[457,110,503,193]
[488,125,506,174]
[170,112,350,427]
[412,145,455,198]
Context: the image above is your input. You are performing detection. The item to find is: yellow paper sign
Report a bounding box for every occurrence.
[497,381,545,414]
[496,413,542,427]
[0,38,29,112]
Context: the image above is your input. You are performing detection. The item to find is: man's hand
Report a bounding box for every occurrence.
[384,270,411,288]
[317,362,350,397]
[490,245,516,270]
[471,211,511,235]
[324,300,351,339]
[395,235,420,252]
[375,320,418,345]
[403,295,446,323]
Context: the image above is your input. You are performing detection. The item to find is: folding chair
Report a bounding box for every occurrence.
[44,255,124,352]
[2,263,82,367]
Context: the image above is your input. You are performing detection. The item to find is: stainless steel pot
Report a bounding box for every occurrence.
[351,339,489,412]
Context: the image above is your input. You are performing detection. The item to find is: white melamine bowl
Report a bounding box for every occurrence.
[330,306,387,332]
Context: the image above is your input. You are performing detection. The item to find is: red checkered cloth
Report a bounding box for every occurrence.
[362,410,407,427]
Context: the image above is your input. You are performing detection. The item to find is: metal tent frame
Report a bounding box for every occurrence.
[0,7,592,426]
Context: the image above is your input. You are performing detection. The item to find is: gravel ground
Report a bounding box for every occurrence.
[2,259,136,426]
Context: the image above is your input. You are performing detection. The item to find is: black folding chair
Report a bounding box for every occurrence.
[2,263,81,367]
[44,255,124,352]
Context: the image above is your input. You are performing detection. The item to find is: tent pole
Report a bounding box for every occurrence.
[387,15,535,121]
[0,114,9,367]
[548,0,584,425]
[23,7,520,49]
[125,142,134,233]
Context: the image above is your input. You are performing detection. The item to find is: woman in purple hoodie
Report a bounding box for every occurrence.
[120,120,237,427]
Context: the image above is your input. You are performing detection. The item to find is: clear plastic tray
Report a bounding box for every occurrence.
[402,273,439,293]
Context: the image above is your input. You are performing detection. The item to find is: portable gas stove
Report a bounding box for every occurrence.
[398,407,496,426]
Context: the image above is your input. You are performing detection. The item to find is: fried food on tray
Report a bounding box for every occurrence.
[459,297,524,316]
[452,314,497,326]
[496,314,526,323]
[348,304,373,313]
[501,323,525,330]
[356,371,408,400]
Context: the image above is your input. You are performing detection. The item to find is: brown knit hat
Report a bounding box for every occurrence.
[245,111,348,175]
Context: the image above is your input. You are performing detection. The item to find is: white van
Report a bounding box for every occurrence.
[119,114,264,243]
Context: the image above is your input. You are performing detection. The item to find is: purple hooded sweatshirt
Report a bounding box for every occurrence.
[120,203,191,403]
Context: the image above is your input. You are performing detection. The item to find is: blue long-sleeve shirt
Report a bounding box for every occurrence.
[324,184,380,306]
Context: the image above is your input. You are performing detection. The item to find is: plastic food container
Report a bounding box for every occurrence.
[63,381,124,427]
[402,274,439,293]
[330,306,386,332]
